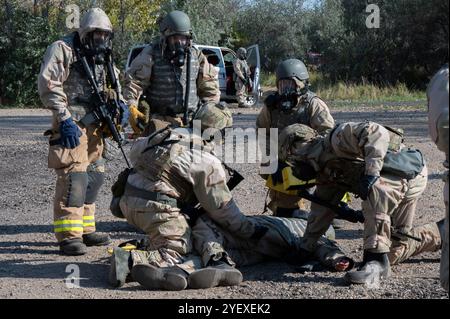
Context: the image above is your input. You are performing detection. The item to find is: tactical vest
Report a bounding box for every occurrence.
[269,91,318,130]
[133,128,194,202]
[61,33,107,123]
[145,42,200,116]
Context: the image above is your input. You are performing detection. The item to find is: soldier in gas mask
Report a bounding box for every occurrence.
[256,59,335,219]
[233,47,252,108]
[124,10,220,135]
[38,8,129,255]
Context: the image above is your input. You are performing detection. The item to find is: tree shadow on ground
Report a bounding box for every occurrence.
[0,221,141,235]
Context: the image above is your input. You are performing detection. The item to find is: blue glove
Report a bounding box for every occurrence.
[59,117,82,149]
[118,100,129,128]
[358,175,379,200]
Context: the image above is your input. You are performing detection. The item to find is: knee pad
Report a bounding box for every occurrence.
[85,171,105,204]
[66,172,89,207]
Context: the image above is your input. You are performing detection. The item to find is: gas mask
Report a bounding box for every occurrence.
[165,35,189,67]
[277,79,300,112]
[84,31,112,65]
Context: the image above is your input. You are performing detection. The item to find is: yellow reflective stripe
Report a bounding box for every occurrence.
[54,220,83,226]
[54,227,84,233]
[83,216,95,220]
[83,222,95,227]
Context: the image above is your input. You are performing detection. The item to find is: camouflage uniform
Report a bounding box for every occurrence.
[118,126,255,271]
[427,65,449,292]
[37,8,115,244]
[123,40,220,131]
[256,91,335,213]
[282,122,441,264]
[233,57,251,107]
[193,214,350,269]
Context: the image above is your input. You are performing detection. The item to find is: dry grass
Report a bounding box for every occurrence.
[260,71,425,103]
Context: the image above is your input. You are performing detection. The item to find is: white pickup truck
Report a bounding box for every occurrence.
[125,44,262,107]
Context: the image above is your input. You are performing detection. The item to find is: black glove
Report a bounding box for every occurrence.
[358,175,379,200]
[336,202,365,223]
[270,161,289,185]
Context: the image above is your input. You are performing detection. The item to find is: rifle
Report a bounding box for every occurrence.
[183,47,192,126]
[295,189,421,242]
[74,45,131,168]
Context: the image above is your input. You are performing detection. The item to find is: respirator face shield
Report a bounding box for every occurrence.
[277,78,299,112]
[84,30,113,64]
[165,34,190,67]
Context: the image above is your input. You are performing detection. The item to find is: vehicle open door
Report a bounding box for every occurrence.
[125,45,146,72]
[246,44,262,106]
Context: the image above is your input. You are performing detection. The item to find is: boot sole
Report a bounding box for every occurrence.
[84,239,112,247]
[109,247,130,288]
[188,268,243,289]
[59,249,87,256]
[131,264,187,291]
[343,267,391,285]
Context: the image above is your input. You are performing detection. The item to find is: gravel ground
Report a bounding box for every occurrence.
[0,103,448,299]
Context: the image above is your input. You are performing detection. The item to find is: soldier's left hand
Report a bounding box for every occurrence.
[358,174,379,200]
[118,100,129,128]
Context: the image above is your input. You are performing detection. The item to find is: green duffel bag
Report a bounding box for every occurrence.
[382,148,425,179]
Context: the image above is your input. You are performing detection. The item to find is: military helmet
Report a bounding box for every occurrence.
[278,124,318,161]
[237,47,247,59]
[159,10,193,38]
[276,59,309,82]
[193,102,233,131]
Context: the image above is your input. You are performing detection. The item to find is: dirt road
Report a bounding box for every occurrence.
[0,104,448,299]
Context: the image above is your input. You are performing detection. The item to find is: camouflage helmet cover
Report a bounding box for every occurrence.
[194,102,233,131]
[78,8,113,43]
[159,10,193,38]
[276,59,309,82]
[237,47,247,59]
[278,124,318,162]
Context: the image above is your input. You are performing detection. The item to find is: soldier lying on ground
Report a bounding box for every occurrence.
[110,210,354,291]
[279,122,444,286]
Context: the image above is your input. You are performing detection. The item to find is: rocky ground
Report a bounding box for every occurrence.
[0,101,448,300]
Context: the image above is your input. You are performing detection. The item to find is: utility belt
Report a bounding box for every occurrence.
[123,182,179,208]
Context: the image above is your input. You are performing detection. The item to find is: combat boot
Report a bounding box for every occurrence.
[82,232,111,246]
[344,251,391,285]
[59,238,87,256]
[188,260,243,289]
[131,264,188,291]
[109,247,133,288]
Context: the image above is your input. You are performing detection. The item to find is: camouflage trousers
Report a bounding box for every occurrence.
[442,171,449,292]
[302,165,441,259]
[130,248,202,274]
[192,215,346,269]
[119,194,192,255]
[235,79,247,105]
[47,121,104,242]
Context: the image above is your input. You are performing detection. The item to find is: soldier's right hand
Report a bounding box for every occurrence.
[59,117,82,149]
[129,104,146,134]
